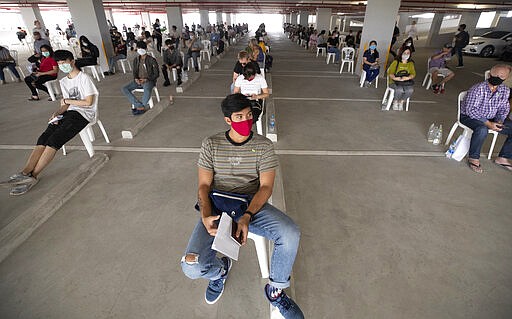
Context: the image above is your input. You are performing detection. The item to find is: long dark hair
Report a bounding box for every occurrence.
[395,47,413,63]
[79,35,92,46]
[39,44,54,57]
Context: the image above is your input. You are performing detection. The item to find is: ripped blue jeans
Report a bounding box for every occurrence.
[181,203,300,289]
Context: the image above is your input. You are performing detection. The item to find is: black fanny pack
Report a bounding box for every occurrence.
[195,189,251,221]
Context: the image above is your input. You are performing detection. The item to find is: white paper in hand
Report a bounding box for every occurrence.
[212,213,242,261]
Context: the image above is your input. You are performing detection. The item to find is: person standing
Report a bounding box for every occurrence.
[407,20,418,40]
[453,24,470,68]
[153,19,163,53]
[181,93,304,319]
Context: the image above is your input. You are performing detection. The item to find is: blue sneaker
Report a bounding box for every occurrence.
[265,284,304,319]
[205,257,231,304]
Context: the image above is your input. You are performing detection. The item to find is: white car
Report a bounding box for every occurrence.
[462,31,512,57]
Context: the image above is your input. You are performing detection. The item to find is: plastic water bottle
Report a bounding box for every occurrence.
[269,115,275,132]
[445,139,456,158]
[427,123,435,143]
[433,125,443,145]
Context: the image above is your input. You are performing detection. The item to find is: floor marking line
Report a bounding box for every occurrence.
[471,71,484,77]
[274,97,438,104]
[0,144,446,157]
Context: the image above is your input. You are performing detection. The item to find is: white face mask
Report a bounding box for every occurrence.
[137,48,146,56]
[402,54,410,60]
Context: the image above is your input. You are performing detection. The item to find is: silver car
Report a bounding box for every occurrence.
[462,30,512,57]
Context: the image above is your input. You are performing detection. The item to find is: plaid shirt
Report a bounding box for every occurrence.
[461,81,510,123]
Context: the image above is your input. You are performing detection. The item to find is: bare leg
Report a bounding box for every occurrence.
[439,73,455,86]
[432,70,439,85]
[31,146,57,178]
[21,145,45,175]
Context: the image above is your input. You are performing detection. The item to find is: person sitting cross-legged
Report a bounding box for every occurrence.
[121,41,159,115]
[460,64,512,173]
[181,93,304,319]
[161,39,183,87]
[0,50,98,195]
[429,43,455,94]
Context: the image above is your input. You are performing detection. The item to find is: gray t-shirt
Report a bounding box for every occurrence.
[198,131,279,195]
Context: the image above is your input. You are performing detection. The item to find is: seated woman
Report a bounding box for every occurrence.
[401,36,416,53]
[24,44,58,101]
[233,62,269,122]
[362,40,380,87]
[0,45,21,84]
[75,36,99,68]
[317,30,327,50]
[387,47,416,110]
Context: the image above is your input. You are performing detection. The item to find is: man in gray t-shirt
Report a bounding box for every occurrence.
[181,94,304,318]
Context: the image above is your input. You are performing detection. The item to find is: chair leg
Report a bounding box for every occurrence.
[120,61,126,73]
[360,71,366,87]
[248,233,269,279]
[375,76,378,89]
[445,123,459,145]
[488,132,498,160]
[97,120,110,143]
[153,87,161,102]
[86,125,95,142]
[256,119,263,135]
[78,130,95,157]
[385,90,395,111]
[62,145,67,156]
[405,98,410,112]
[422,73,430,87]
[426,78,432,90]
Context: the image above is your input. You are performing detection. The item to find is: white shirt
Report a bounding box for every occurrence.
[234,74,268,96]
[60,71,99,122]
[408,24,418,38]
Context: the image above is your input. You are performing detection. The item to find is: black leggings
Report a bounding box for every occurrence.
[24,74,57,96]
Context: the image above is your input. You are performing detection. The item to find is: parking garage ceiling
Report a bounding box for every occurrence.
[0,0,511,14]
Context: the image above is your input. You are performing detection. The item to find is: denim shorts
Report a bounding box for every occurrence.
[37,110,89,150]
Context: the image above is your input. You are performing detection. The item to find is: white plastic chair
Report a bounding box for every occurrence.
[382,76,410,111]
[445,91,498,160]
[422,57,445,90]
[359,69,378,88]
[83,65,105,82]
[68,37,81,57]
[316,46,326,57]
[62,94,110,158]
[484,70,490,80]
[200,40,211,62]
[247,232,269,278]
[117,58,132,74]
[326,52,336,64]
[43,79,61,101]
[339,47,355,74]
[131,86,161,109]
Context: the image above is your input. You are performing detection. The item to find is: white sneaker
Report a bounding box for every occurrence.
[398,100,404,111]
[392,100,399,110]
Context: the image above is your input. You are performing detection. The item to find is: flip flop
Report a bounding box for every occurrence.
[468,161,483,173]
[494,161,512,172]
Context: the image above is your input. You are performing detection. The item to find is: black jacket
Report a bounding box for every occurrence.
[132,54,159,82]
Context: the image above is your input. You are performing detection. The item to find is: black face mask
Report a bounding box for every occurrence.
[488,76,504,86]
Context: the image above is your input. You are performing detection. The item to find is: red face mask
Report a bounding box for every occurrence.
[231,119,253,136]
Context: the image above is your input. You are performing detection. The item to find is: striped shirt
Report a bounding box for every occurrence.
[461,81,510,123]
[198,131,279,195]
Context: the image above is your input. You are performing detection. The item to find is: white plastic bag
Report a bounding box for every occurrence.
[450,131,472,161]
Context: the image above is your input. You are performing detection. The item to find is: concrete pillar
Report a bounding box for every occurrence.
[105,8,114,27]
[316,8,331,32]
[356,0,401,75]
[200,9,209,27]
[291,12,298,25]
[216,11,223,25]
[166,7,183,33]
[491,11,503,28]
[141,11,151,29]
[425,13,444,47]
[299,11,309,27]
[19,4,46,37]
[284,13,289,24]
[226,13,232,25]
[459,12,480,37]
[67,0,114,71]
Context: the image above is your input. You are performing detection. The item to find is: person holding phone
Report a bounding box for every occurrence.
[460,64,512,173]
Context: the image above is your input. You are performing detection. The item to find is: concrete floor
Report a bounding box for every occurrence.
[0,32,511,319]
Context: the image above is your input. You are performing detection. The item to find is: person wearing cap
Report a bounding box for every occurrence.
[428,43,455,94]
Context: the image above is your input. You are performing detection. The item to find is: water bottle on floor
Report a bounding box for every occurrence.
[269,114,275,133]
[427,123,435,143]
[433,125,443,145]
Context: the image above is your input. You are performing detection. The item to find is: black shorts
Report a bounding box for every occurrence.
[37,110,89,150]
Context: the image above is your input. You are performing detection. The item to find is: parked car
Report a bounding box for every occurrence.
[501,43,512,61]
[462,30,512,57]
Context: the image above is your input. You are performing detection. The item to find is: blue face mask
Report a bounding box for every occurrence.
[369,45,377,50]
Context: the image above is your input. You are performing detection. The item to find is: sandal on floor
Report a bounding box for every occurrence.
[28,96,40,101]
[468,161,483,173]
[494,161,512,172]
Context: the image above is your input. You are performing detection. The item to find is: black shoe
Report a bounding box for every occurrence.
[183,67,188,71]
[195,67,199,72]
[177,79,182,86]
[163,81,171,87]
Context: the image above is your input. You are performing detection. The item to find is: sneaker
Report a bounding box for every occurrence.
[455,65,464,69]
[132,109,146,116]
[10,177,38,196]
[205,257,231,305]
[398,100,404,111]
[363,81,370,88]
[264,284,304,319]
[177,79,183,86]
[163,81,171,87]
[392,100,399,111]
[440,87,445,94]
[0,172,34,186]
[0,80,5,85]
[432,84,439,94]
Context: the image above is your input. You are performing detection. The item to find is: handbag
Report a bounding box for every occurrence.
[394,63,414,86]
[447,131,472,161]
[195,189,251,220]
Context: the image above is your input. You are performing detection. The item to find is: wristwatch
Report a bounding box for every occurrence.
[243,210,254,221]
